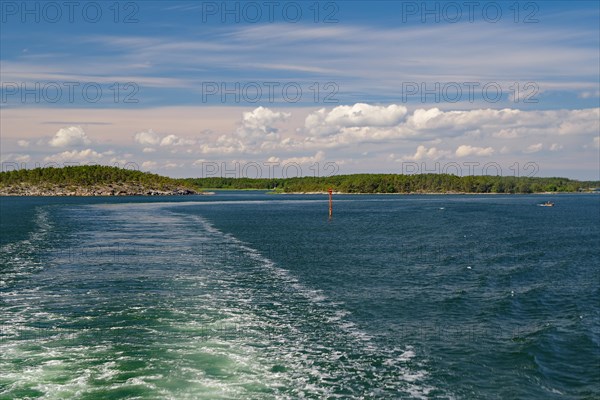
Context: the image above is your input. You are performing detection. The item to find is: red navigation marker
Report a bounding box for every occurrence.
[328,188,333,219]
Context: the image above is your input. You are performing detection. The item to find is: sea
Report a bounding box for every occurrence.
[1,192,598,399]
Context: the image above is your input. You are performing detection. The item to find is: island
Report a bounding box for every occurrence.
[1,166,598,196]
[0,166,203,196]
[185,174,600,194]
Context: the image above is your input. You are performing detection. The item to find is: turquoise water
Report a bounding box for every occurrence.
[1,193,598,399]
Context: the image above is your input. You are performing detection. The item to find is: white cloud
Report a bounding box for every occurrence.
[8,105,598,178]
[579,90,600,99]
[160,134,195,147]
[49,126,91,147]
[17,140,30,147]
[141,161,157,170]
[15,154,31,162]
[1,153,31,163]
[404,145,450,161]
[455,145,494,157]
[191,105,600,160]
[189,107,292,155]
[160,134,180,146]
[237,106,291,139]
[135,129,196,148]
[198,134,245,155]
[44,148,103,163]
[557,109,600,135]
[192,159,208,166]
[295,106,600,153]
[280,151,325,165]
[134,130,161,146]
[524,143,543,153]
[493,129,518,139]
[593,137,599,149]
[305,103,407,136]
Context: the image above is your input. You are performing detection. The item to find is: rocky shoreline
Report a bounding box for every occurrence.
[0,183,207,196]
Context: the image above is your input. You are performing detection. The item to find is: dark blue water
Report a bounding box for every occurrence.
[1,193,599,399]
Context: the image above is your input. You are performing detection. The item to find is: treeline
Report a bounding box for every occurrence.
[0,166,200,190]
[187,174,600,194]
[2,167,597,194]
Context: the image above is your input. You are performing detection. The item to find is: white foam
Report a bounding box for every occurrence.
[1,202,445,399]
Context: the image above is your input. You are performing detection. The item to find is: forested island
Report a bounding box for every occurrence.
[187,174,600,194]
[1,166,598,196]
[0,166,201,196]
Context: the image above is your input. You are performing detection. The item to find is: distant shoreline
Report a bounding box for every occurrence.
[273,191,597,195]
[2,166,599,196]
[2,187,593,197]
[0,184,210,197]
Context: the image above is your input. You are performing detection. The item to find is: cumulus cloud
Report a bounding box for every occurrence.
[17,140,30,147]
[557,109,600,136]
[493,129,518,139]
[15,154,31,162]
[237,106,291,140]
[455,145,495,157]
[160,134,195,147]
[305,103,407,136]
[3,153,31,163]
[44,148,103,163]
[134,130,161,146]
[32,104,595,170]
[142,161,157,169]
[120,105,600,162]
[404,145,450,161]
[189,107,292,155]
[49,126,91,147]
[280,151,325,165]
[160,135,180,146]
[134,130,196,149]
[302,107,599,150]
[293,106,597,154]
[524,143,543,153]
[198,135,245,155]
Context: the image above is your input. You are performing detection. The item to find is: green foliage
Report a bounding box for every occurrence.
[186,174,599,194]
[2,167,597,194]
[0,166,201,191]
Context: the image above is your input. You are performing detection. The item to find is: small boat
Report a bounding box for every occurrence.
[539,201,554,207]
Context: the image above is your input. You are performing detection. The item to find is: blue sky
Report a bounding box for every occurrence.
[1,1,599,179]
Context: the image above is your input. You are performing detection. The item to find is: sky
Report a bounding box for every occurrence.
[1,0,599,180]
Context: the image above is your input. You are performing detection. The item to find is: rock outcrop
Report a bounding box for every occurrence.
[0,183,204,196]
